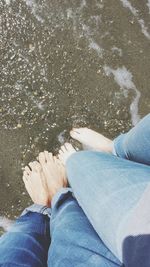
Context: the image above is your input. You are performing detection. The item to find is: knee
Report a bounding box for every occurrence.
[66,150,108,185]
[66,151,92,188]
[66,150,110,168]
[66,151,95,169]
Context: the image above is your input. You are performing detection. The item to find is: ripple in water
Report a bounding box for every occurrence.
[120,0,150,40]
[24,0,44,22]
[104,66,141,126]
[147,0,150,13]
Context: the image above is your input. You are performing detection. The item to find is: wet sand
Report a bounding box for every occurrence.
[0,0,150,231]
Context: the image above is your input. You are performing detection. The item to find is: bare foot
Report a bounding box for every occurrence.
[38,151,68,200]
[23,161,51,206]
[58,143,77,165]
[70,127,113,153]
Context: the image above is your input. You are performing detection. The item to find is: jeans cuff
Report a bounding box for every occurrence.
[21,204,51,218]
[51,187,73,210]
[112,142,117,156]
[21,188,73,218]
[113,133,128,159]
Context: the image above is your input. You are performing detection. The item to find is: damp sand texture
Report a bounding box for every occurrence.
[0,0,150,231]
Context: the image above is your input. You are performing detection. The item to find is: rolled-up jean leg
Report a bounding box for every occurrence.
[114,113,150,165]
[0,204,51,267]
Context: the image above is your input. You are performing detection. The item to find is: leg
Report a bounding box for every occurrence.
[70,113,150,165]
[66,151,150,261]
[48,189,121,267]
[113,113,150,165]
[37,151,121,267]
[0,154,62,267]
[0,208,50,267]
[0,159,53,267]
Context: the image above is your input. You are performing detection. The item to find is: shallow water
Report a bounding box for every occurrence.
[0,0,150,232]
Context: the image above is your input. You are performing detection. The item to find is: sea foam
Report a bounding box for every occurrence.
[104,66,141,126]
[120,0,150,40]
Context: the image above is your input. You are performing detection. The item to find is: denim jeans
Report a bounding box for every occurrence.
[0,189,120,267]
[66,113,150,261]
[0,113,150,266]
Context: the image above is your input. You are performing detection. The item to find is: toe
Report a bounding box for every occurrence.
[22,176,26,185]
[72,127,86,133]
[22,176,32,198]
[28,161,40,172]
[23,174,29,184]
[71,128,80,133]
[48,152,54,163]
[44,151,49,162]
[60,145,67,153]
[58,149,64,157]
[65,143,74,151]
[53,156,58,163]
[70,128,90,143]
[64,143,70,150]
[70,129,79,138]
[58,154,64,164]
[23,171,29,179]
[65,143,76,152]
[48,152,53,161]
[39,152,46,165]
[70,128,84,140]
[55,156,61,165]
[24,166,31,174]
[54,156,62,167]
[33,161,41,172]
[28,162,35,171]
